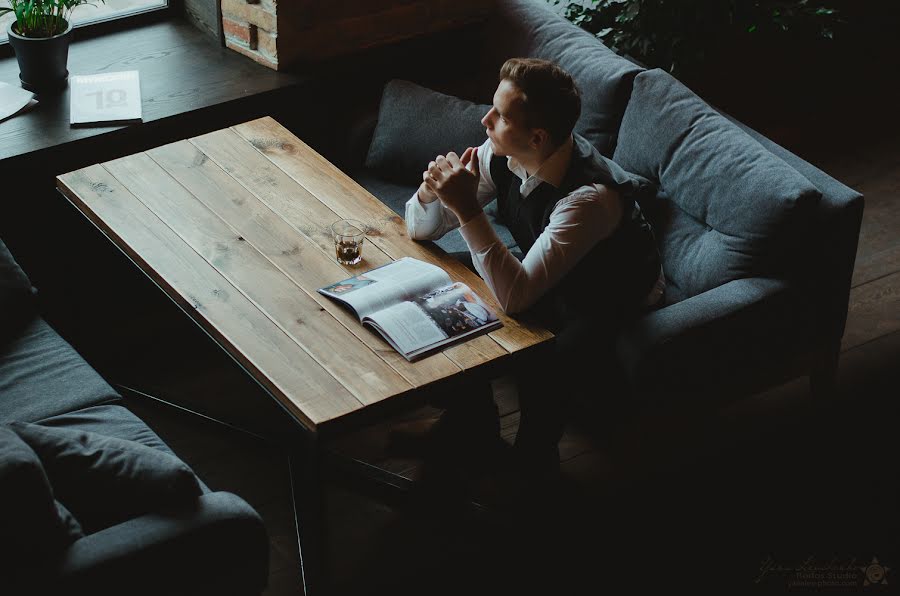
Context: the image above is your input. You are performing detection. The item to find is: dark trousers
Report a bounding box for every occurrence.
[443,251,642,461]
[515,310,630,460]
[426,312,619,462]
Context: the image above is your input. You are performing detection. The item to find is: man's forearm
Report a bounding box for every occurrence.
[453,202,484,226]
[406,189,457,240]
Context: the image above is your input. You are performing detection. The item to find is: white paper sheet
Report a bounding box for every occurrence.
[0,81,36,123]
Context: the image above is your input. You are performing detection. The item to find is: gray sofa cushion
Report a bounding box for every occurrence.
[351,169,424,218]
[0,317,119,423]
[475,0,644,156]
[365,79,490,184]
[614,69,821,300]
[37,403,181,459]
[616,276,814,401]
[55,500,86,541]
[1,237,36,341]
[0,237,32,292]
[11,420,203,534]
[53,492,269,595]
[0,426,76,564]
[35,404,209,493]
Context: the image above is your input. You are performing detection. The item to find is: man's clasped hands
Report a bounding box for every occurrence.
[417,147,483,225]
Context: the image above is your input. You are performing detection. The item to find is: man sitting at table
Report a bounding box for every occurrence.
[398,58,665,480]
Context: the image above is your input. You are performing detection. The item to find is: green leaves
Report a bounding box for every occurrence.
[550,0,841,75]
[3,0,106,38]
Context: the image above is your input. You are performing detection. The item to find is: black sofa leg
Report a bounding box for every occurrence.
[809,340,841,403]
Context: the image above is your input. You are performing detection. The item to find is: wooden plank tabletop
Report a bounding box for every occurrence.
[56,116,552,433]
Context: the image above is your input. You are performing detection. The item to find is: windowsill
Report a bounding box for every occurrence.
[0,16,304,170]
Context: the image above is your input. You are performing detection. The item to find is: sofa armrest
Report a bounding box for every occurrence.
[52,492,269,595]
[724,115,865,343]
[616,277,813,400]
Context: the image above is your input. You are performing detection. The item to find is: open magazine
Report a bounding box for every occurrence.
[318,257,502,361]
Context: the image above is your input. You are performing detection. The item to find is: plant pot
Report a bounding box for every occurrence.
[7,19,73,93]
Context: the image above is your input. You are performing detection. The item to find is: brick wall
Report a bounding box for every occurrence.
[221,0,278,69]
[221,0,492,71]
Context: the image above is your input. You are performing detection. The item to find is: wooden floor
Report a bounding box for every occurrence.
[122,105,899,594]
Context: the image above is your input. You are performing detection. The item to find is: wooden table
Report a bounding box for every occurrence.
[56,116,553,592]
[56,116,552,435]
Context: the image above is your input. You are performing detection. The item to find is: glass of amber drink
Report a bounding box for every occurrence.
[331,219,366,265]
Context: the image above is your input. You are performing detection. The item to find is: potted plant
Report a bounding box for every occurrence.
[1,0,105,92]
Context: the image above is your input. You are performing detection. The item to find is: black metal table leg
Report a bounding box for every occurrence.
[288,428,326,596]
[118,384,328,595]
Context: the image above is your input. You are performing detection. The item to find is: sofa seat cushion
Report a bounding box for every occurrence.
[350,168,521,257]
[12,418,203,534]
[0,317,120,423]
[351,169,421,217]
[0,426,80,566]
[475,0,644,155]
[613,69,821,299]
[616,277,816,402]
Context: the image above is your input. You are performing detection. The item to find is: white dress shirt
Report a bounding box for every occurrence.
[405,137,666,314]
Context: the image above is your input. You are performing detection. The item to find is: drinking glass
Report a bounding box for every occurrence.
[331,219,366,265]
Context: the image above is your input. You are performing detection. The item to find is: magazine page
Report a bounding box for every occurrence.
[365,282,501,360]
[318,257,450,320]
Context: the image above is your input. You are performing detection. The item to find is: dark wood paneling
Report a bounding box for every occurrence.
[183,0,222,43]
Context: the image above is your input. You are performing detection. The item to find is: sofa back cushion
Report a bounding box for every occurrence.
[365,79,490,184]
[0,426,77,565]
[0,237,32,292]
[614,69,820,301]
[474,0,644,156]
[1,237,36,340]
[12,422,203,534]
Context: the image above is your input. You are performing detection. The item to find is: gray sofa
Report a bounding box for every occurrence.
[0,237,269,594]
[331,0,864,406]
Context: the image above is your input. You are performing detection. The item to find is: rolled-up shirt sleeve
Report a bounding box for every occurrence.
[458,184,623,314]
[405,138,497,240]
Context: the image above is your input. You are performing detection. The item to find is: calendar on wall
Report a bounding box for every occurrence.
[70,70,142,126]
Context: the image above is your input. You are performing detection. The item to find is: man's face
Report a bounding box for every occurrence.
[481,79,535,158]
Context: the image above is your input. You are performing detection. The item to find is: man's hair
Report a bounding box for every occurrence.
[498,58,581,146]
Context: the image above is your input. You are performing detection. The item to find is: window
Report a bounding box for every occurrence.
[1,0,168,44]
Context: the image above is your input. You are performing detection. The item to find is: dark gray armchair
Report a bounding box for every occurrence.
[1,237,270,595]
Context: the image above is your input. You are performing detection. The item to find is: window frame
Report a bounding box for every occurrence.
[0,0,182,57]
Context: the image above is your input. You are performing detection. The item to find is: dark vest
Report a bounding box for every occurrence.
[490,134,660,329]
